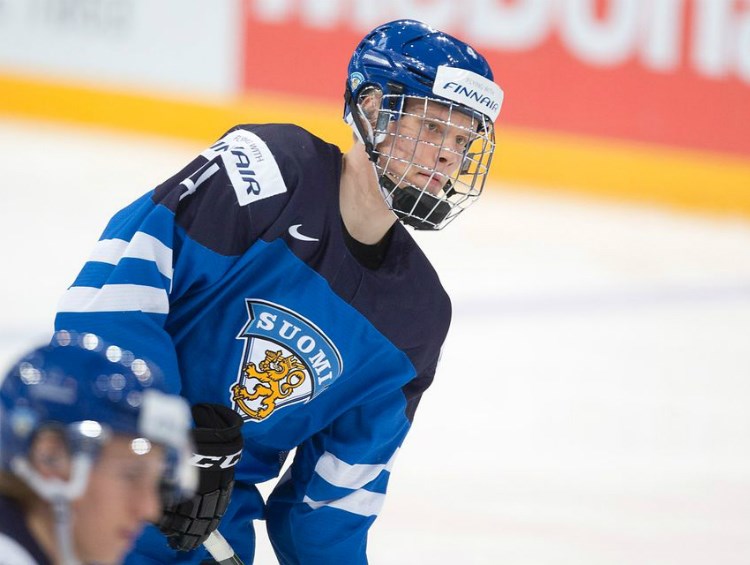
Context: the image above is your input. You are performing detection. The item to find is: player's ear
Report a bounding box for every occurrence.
[357,87,383,128]
[28,428,72,480]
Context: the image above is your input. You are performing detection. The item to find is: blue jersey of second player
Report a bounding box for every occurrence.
[56,124,451,564]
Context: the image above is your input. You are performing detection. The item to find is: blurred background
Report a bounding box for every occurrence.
[1,1,750,563]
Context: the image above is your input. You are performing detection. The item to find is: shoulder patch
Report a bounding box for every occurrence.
[202,129,288,206]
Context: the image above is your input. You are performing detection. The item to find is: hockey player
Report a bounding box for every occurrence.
[0,330,197,565]
[54,19,503,564]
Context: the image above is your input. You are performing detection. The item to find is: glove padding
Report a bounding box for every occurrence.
[158,403,244,552]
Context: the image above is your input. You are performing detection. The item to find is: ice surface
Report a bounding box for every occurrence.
[2,117,749,564]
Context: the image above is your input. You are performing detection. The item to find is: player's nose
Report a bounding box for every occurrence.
[436,140,461,169]
[135,482,163,522]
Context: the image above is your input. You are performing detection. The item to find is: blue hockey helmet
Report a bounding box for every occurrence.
[0,330,196,501]
[344,20,503,230]
[345,19,498,121]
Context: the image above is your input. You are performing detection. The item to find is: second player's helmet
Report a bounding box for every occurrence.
[0,330,196,502]
[344,19,503,230]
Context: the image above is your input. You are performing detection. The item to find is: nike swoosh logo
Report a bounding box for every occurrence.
[288,224,319,242]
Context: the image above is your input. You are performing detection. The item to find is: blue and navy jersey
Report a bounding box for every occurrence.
[55,124,451,564]
[0,496,51,565]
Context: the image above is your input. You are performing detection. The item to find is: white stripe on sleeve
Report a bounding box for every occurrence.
[89,234,173,281]
[89,238,128,265]
[57,284,169,314]
[303,489,386,518]
[313,449,399,491]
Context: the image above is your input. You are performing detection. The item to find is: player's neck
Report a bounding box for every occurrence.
[340,143,398,245]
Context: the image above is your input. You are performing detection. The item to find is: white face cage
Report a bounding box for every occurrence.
[360,92,496,230]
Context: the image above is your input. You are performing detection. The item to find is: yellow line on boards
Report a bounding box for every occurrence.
[0,72,351,145]
[2,72,749,217]
[496,128,750,216]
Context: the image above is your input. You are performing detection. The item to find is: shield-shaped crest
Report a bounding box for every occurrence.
[231,299,343,422]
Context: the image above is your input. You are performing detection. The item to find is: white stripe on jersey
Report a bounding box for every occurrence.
[303,489,386,518]
[89,234,173,282]
[0,533,39,565]
[313,449,399,490]
[57,284,169,314]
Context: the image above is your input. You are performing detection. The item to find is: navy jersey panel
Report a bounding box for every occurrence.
[55,124,451,564]
[0,496,52,565]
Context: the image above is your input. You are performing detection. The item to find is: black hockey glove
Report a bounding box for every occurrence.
[158,403,244,552]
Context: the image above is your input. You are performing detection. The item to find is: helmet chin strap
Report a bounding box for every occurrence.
[380,176,451,230]
[12,455,92,565]
[52,497,82,565]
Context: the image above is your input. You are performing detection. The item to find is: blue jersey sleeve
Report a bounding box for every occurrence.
[55,192,185,393]
[54,133,257,392]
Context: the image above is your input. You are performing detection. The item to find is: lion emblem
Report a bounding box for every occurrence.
[231,349,307,421]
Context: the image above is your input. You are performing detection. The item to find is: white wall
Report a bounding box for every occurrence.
[0,0,240,96]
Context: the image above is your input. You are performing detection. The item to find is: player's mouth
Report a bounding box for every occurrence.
[415,172,446,195]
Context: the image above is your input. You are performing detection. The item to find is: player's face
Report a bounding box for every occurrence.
[378,98,476,195]
[71,435,165,564]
